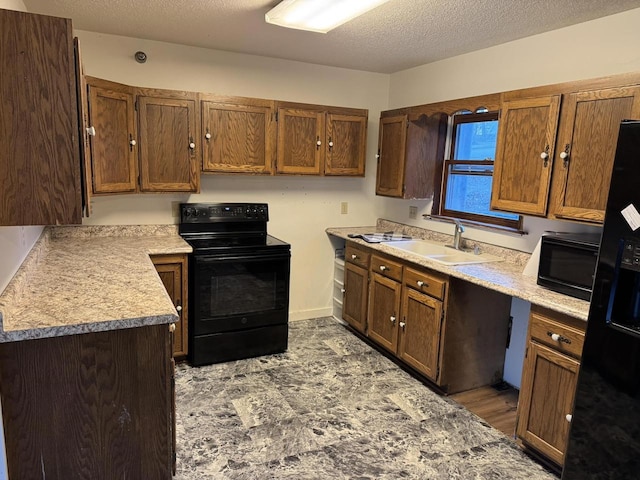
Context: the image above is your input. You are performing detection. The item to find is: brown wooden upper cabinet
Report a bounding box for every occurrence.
[201,96,276,174]
[491,95,561,216]
[276,103,367,176]
[549,86,640,223]
[375,113,448,199]
[85,80,200,194]
[1,9,82,225]
[493,83,640,222]
[86,78,138,194]
[138,91,200,192]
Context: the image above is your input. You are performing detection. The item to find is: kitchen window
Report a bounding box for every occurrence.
[439,110,521,230]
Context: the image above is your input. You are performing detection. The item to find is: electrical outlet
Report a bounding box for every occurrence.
[171,201,181,218]
[409,205,418,219]
[340,202,348,214]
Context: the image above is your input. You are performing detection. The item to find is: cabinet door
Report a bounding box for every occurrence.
[276,108,324,174]
[138,95,200,192]
[376,115,408,197]
[551,86,640,223]
[87,80,138,193]
[152,255,188,360]
[343,262,369,334]
[491,96,561,216]
[324,113,367,176]
[0,10,82,226]
[367,273,402,353]
[517,341,580,466]
[202,101,275,174]
[398,288,443,381]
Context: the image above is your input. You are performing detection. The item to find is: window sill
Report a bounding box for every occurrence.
[423,214,528,236]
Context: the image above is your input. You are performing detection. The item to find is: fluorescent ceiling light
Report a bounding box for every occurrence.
[265,0,392,34]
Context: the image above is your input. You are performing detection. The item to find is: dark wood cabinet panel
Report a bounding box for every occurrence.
[87,78,138,193]
[376,113,447,199]
[0,9,81,225]
[550,86,640,223]
[276,107,324,174]
[367,272,402,354]
[325,113,367,176]
[138,93,200,192]
[398,288,442,381]
[152,254,188,360]
[491,95,561,216]
[201,98,276,174]
[343,262,368,334]
[0,325,173,479]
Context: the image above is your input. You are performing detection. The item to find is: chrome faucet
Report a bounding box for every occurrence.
[452,220,465,250]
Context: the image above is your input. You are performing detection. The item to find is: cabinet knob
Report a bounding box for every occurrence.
[550,333,560,341]
[540,144,550,167]
[189,142,196,149]
[316,139,322,146]
[390,315,396,324]
[205,132,212,140]
[341,288,345,293]
[169,323,176,333]
[129,139,136,146]
[560,144,570,167]
[375,153,380,159]
[417,280,425,287]
[540,151,549,160]
[86,126,96,136]
[559,151,568,159]
[379,265,388,271]
[547,331,571,344]
[176,305,182,312]
[399,321,406,329]
[329,141,334,147]
[351,254,358,260]
[566,414,572,422]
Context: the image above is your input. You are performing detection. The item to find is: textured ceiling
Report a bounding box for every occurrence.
[22,0,640,73]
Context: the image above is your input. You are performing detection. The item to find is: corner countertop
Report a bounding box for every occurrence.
[327,225,589,321]
[0,225,192,343]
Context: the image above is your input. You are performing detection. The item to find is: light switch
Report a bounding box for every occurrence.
[409,206,417,219]
[341,202,348,214]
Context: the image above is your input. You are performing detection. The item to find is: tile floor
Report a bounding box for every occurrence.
[174,317,558,479]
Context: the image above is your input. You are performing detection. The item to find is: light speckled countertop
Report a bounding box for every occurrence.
[0,225,192,343]
[327,223,589,321]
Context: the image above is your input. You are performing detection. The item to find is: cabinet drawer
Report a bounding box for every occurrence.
[345,244,370,268]
[371,255,403,282]
[529,311,585,359]
[403,267,446,300]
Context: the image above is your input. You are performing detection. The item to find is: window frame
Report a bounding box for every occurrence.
[439,110,522,231]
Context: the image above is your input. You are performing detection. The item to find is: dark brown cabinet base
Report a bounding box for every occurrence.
[0,324,174,479]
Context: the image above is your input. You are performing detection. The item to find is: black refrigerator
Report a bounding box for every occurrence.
[562,120,640,479]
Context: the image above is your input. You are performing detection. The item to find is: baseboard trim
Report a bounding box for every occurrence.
[289,307,333,322]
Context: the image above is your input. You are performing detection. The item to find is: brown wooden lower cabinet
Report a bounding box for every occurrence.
[0,324,174,479]
[343,261,368,334]
[152,254,189,360]
[516,306,585,467]
[367,272,402,353]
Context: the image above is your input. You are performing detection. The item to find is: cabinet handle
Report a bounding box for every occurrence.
[390,315,396,324]
[86,126,96,136]
[547,331,571,344]
[417,280,427,287]
[316,136,322,149]
[540,145,550,167]
[176,305,182,312]
[399,321,406,329]
[566,414,572,422]
[129,134,136,151]
[169,323,176,333]
[205,130,212,140]
[379,265,388,271]
[328,137,334,149]
[560,143,570,167]
[351,254,358,260]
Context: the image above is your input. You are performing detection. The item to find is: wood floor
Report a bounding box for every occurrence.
[451,384,519,438]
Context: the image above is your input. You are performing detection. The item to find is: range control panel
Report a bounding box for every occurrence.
[620,238,640,272]
[180,203,269,223]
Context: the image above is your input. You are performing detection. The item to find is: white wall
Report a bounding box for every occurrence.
[383,7,640,254]
[76,30,390,320]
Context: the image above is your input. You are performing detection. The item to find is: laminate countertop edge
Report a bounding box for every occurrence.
[0,226,193,343]
[326,226,589,322]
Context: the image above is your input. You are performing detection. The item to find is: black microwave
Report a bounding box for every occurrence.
[537,232,601,301]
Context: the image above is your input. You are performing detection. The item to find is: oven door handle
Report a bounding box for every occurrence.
[194,252,290,264]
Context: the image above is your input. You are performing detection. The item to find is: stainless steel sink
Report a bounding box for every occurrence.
[384,239,502,265]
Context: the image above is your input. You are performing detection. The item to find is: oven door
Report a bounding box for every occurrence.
[191,250,290,336]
